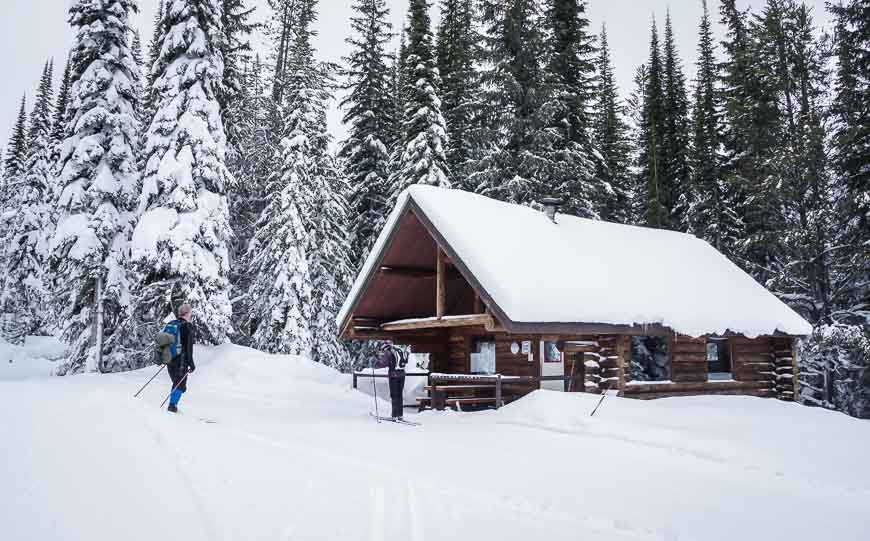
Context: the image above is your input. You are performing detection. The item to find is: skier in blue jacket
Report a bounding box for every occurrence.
[167,303,196,413]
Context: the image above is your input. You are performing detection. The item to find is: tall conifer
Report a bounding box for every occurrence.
[51,0,141,373]
[387,0,450,204]
[340,0,395,268]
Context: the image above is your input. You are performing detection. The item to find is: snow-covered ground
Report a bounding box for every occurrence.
[4,343,870,541]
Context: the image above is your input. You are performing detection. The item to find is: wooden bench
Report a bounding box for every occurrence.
[416,396,501,410]
[423,384,494,391]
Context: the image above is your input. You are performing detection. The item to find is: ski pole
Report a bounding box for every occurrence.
[371,359,380,423]
[134,364,165,398]
[160,371,190,408]
[590,389,607,417]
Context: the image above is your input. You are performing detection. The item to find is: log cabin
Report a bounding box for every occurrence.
[338,186,812,410]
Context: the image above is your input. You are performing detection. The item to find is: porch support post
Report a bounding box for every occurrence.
[436,247,446,318]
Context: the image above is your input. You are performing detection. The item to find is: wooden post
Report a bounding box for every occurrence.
[436,247,446,318]
[495,374,502,409]
[352,373,358,389]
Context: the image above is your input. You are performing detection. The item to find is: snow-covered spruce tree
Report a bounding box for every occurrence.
[244,0,336,356]
[800,324,870,419]
[635,19,670,229]
[386,0,450,206]
[340,0,395,269]
[3,95,29,183]
[593,24,632,223]
[470,0,549,205]
[539,0,603,218]
[50,0,141,374]
[51,54,73,149]
[718,0,781,281]
[0,62,56,342]
[829,0,870,326]
[219,0,256,152]
[227,56,273,343]
[686,0,743,254]
[624,64,648,225]
[660,12,691,230]
[436,0,481,188]
[142,0,166,121]
[119,0,234,362]
[386,30,408,153]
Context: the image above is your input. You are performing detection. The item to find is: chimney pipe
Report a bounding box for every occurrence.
[540,196,564,223]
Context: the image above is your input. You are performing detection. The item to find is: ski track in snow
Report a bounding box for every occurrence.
[4,343,870,541]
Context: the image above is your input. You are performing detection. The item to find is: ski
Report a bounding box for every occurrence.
[369,413,421,426]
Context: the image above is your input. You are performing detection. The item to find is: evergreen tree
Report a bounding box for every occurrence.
[50,0,141,374]
[687,0,743,254]
[539,0,603,218]
[718,0,780,276]
[593,24,631,223]
[143,1,166,118]
[471,0,549,205]
[386,31,407,152]
[340,0,395,268]
[661,12,691,229]
[219,0,256,150]
[3,96,28,181]
[625,64,648,224]
[387,0,450,205]
[0,62,55,341]
[436,0,481,187]
[635,19,669,228]
[51,54,73,146]
[829,0,870,326]
[227,56,274,343]
[245,0,351,359]
[755,1,833,324]
[121,0,234,359]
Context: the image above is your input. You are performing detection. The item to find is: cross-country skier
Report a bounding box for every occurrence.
[374,343,408,420]
[167,303,196,413]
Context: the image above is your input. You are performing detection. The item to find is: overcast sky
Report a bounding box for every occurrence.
[0,0,831,149]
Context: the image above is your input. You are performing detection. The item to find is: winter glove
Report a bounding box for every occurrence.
[188,366,195,373]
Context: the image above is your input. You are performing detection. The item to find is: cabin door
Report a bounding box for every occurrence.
[540,340,565,391]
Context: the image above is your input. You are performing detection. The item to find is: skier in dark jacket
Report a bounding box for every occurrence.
[374,343,407,419]
[167,303,196,413]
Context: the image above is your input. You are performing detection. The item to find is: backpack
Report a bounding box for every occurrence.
[392,346,408,370]
[154,320,182,365]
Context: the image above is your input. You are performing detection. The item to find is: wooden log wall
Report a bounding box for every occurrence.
[670,336,708,382]
[771,337,797,402]
[729,337,775,399]
[598,335,620,392]
[617,335,632,390]
[447,332,470,373]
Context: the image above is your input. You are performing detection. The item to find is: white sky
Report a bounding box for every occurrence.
[0,0,831,149]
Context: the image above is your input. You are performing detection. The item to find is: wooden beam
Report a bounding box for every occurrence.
[381,314,493,332]
[378,266,436,278]
[436,247,446,318]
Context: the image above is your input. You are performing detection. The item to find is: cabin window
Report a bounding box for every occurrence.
[630,336,670,381]
[707,338,732,379]
[470,341,496,375]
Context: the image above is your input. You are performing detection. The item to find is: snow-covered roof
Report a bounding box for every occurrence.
[339,186,812,338]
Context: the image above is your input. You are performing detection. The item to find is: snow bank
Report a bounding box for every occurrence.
[0,335,65,379]
[340,186,812,338]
